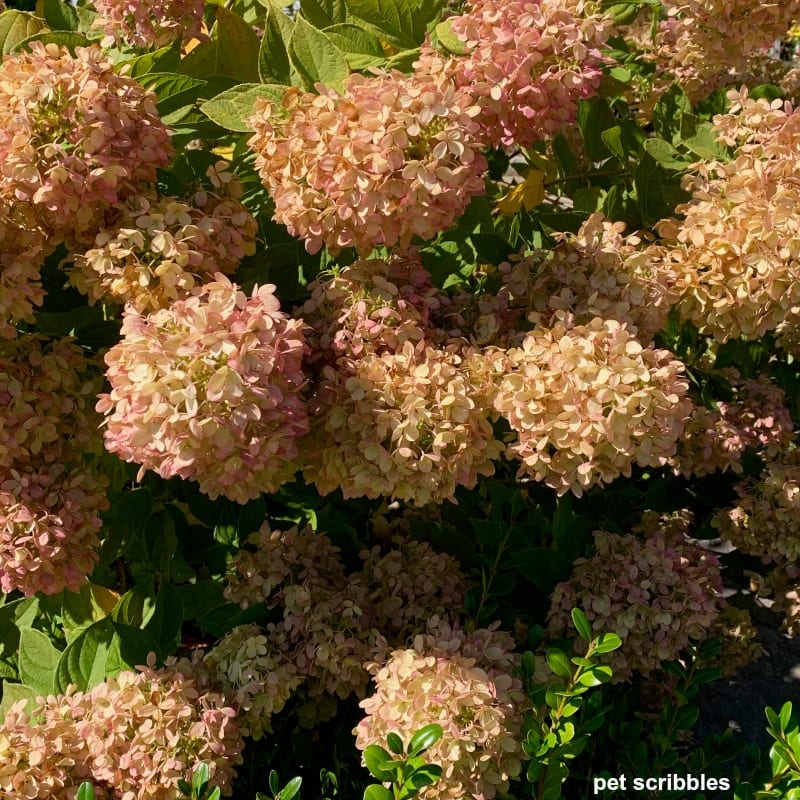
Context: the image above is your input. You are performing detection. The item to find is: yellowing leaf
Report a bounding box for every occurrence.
[212,144,235,160]
[496,170,546,216]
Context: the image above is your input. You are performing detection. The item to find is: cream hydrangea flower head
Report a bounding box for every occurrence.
[97,276,309,503]
[248,68,487,255]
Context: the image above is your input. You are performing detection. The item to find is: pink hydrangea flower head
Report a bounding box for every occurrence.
[0,335,103,470]
[92,0,206,49]
[0,42,173,244]
[248,68,487,256]
[547,514,724,681]
[0,463,108,596]
[494,315,692,496]
[713,450,800,564]
[627,1,800,104]
[97,275,310,503]
[356,621,526,800]
[0,655,243,798]
[303,340,504,505]
[299,254,445,364]
[442,0,613,148]
[68,189,258,313]
[671,373,794,477]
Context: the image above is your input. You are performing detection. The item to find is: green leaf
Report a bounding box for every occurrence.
[644,137,690,170]
[54,618,156,693]
[593,632,622,654]
[214,6,262,82]
[62,583,118,643]
[674,704,699,730]
[0,682,39,724]
[301,0,347,27]
[201,83,287,131]
[407,765,442,790]
[0,10,46,55]
[600,125,626,161]
[577,664,612,687]
[20,32,91,56]
[577,97,618,163]
[386,731,404,755]
[288,15,349,91]
[363,787,393,800]
[76,782,95,800]
[122,41,182,78]
[138,73,208,117]
[571,609,592,642]
[546,648,573,679]
[678,114,728,161]
[363,744,395,782]
[42,0,78,31]
[259,1,293,84]
[324,23,385,69]
[408,723,443,756]
[142,581,183,656]
[269,770,280,795]
[18,627,61,695]
[192,763,210,797]
[346,0,433,50]
[434,18,468,55]
[279,776,303,800]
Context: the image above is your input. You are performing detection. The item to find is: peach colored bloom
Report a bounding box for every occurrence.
[92,0,206,49]
[97,276,309,503]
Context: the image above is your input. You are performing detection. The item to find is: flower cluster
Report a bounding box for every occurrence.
[667,92,800,341]
[0,655,243,799]
[92,0,206,49]
[441,0,612,149]
[671,373,794,477]
[218,524,470,732]
[0,464,108,597]
[303,340,503,505]
[69,189,258,313]
[713,450,800,564]
[203,624,302,740]
[299,255,445,364]
[632,1,800,103]
[0,43,173,244]
[248,68,487,255]
[548,513,724,680]
[706,605,764,677]
[494,315,691,496]
[0,337,101,469]
[0,336,106,596]
[498,213,683,342]
[97,276,309,503]
[0,203,47,339]
[355,621,525,800]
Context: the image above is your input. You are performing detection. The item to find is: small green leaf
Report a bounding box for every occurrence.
[363,745,395,781]
[592,632,622,654]
[570,609,592,643]
[288,15,349,91]
[408,723,443,756]
[76,782,95,800]
[278,776,302,800]
[18,627,61,696]
[386,731,404,755]
[363,786,393,800]
[0,10,46,55]
[138,73,207,117]
[546,648,573,679]
[192,762,210,796]
[269,771,280,796]
[201,83,287,132]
